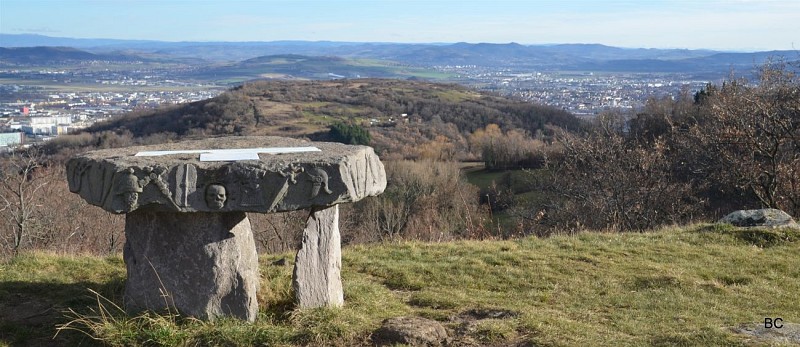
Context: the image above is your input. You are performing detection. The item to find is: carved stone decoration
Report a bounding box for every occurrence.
[66,160,89,193]
[205,183,227,210]
[173,164,197,207]
[66,137,386,213]
[114,168,145,212]
[266,174,293,212]
[279,163,305,184]
[236,165,268,208]
[68,160,114,207]
[145,166,181,210]
[307,166,334,199]
[88,163,110,204]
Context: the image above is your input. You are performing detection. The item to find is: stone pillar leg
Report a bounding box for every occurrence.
[123,211,259,322]
[293,205,344,308]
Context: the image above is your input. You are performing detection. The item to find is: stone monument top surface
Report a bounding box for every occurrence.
[66,136,387,214]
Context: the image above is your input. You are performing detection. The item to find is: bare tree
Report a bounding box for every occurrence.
[538,127,702,233]
[0,146,52,257]
[681,60,800,216]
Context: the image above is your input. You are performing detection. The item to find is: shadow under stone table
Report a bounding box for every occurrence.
[66,136,386,321]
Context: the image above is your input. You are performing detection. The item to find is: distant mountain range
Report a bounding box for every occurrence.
[0,46,148,65]
[1,33,797,75]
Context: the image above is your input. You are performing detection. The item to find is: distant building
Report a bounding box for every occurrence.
[0,132,24,149]
[20,115,72,135]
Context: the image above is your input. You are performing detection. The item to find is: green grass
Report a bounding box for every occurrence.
[463,166,533,193]
[2,225,800,346]
[463,165,551,230]
[433,89,478,102]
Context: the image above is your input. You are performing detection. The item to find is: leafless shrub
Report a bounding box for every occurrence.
[0,146,54,257]
[342,160,489,243]
[249,210,307,253]
[528,124,705,233]
[679,60,800,216]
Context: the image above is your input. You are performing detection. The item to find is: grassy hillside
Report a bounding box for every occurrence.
[192,54,456,83]
[72,79,581,158]
[2,224,798,346]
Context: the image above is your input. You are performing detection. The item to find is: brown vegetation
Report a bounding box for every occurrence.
[519,60,800,234]
[341,160,490,243]
[468,124,550,170]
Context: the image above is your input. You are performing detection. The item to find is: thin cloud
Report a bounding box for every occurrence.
[12,27,60,33]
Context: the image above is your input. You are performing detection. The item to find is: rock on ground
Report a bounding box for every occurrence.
[719,208,799,228]
[731,322,800,345]
[372,316,449,346]
[123,211,259,321]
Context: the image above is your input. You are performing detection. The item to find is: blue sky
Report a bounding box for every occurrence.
[1,0,798,51]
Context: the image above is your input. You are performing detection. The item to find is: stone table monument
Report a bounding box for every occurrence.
[66,136,386,321]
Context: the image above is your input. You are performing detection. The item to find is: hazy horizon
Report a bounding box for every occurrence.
[1,0,799,52]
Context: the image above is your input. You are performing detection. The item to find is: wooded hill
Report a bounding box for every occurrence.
[0,46,145,65]
[77,79,582,159]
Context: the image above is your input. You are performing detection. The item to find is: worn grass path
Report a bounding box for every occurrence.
[1,224,799,346]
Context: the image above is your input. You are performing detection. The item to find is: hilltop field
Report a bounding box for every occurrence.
[1,63,798,346]
[1,224,799,346]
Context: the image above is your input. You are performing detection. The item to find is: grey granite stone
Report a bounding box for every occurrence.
[123,211,259,321]
[293,205,344,308]
[372,316,449,346]
[719,208,799,228]
[66,136,387,214]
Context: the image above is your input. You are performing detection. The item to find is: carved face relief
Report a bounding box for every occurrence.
[116,168,143,212]
[123,191,139,210]
[205,184,227,209]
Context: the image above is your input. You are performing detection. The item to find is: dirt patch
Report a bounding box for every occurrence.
[0,293,74,347]
[0,293,58,326]
[447,309,523,347]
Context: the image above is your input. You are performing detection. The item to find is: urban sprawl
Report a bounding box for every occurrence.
[0,64,713,148]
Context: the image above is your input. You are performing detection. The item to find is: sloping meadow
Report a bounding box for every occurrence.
[1,224,798,346]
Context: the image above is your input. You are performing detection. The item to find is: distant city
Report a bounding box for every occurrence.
[439,65,711,118]
[0,66,224,146]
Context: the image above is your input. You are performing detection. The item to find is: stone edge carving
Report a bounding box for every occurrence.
[67,146,387,214]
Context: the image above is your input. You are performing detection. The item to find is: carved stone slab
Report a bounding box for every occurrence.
[66,136,387,214]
